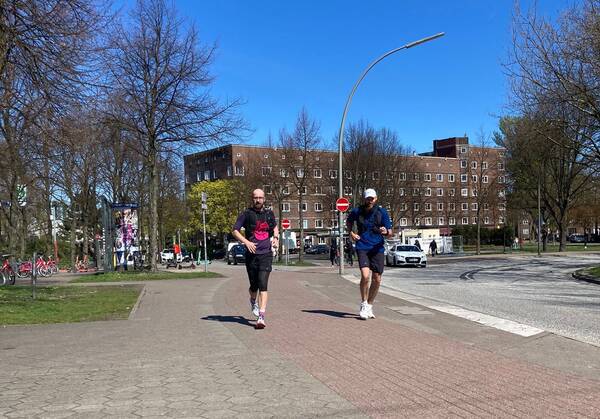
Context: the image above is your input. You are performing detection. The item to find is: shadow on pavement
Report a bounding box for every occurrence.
[301,309,359,319]
[201,315,254,327]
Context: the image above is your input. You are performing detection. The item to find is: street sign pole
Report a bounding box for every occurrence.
[335,197,351,274]
[201,192,208,272]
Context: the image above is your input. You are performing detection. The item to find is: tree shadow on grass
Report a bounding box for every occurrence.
[201,315,254,327]
[301,309,359,319]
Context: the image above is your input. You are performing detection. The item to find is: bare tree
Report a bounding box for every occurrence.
[278,108,322,262]
[104,0,245,270]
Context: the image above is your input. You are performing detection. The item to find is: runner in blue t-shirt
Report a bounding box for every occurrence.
[346,188,393,320]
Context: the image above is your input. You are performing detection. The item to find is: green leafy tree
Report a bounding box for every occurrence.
[187,180,246,238]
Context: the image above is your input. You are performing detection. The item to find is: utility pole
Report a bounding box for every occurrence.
[202,192,208,272]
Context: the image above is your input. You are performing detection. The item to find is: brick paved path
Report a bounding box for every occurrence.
[217,266,600,418]
[1,265,599,418]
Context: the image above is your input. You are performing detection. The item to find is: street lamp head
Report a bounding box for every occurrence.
[405,32,445,49]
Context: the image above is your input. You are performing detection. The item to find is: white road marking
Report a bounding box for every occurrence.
[342,274,545,337]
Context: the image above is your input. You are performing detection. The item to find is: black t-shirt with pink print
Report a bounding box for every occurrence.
[233,208,276,255]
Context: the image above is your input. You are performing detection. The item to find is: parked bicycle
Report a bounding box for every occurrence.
[1,254,16,285]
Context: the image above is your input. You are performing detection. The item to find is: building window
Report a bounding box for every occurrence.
[344,186,353,195]
[462,217,469,225]
[282,186,290,195]
[462,203,468,211]
[345,171,352,179]
[483,203,489,210]
[461,146,467,154]
[449,189,455,197]
[437,203,444,211]
[414,218,420,226]
[414,203,420,211]
[484,217,490,225]
[471,175,477,183]
[498,162,505,170]
[471,203,478,211]
[482,175,488,183]
[523,219,529,225]
[400,218,407,226]
[413,173,419,181]
[329,170,338,179]
[413,188,419,196]
[281,154,286,160]
[372,171,379,180]
[264,185,272,194]
[264,153,269,159]
[499,216,505,224]
[296,168,304,178]
[472,217,477,225]
[460,160,467,168]
[461,174,468,183]
[472,189,478,197]
[196,172,201,182]
[234,162,244,176]
[301,219,308,229]
[315,186,323,195]
[280,168,289,177]
[227,166,232,177]
[471,161,477,169]
[425,188,431,196]
[386,187,393,195]
[314,168,322,178]
[282,203,290,212]
[425,203,432,211]
[438,217,445,225]
[461,188,468,197]
[424,173,431,182]
[262,166,272,176]
[315,219,323,229]
[436,174,444,182]
[448,174,455,182]
[399,172,406,181]
[449,217,456,225]
[399,188,405,196]
[449,203,456,211]
[482,162,488,169]
[212,170,217,179]
[300,202,307,212]
[298,186,307,195]
[437,188,443,196]
[314,203,323,212]
[498,176,505,183]
[499,203,506,210]
[425,217,432,226]
[236,152,242,157]
[400,203,407,211]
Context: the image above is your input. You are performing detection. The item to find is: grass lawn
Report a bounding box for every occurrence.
[70,270,223,283]
[583,267,600,278]
[272,260,317,267]
[0,285,141,325]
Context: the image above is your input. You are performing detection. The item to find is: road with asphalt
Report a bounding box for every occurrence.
[379,253,600,347]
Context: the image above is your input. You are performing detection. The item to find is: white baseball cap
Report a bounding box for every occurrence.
[364,188,377,199]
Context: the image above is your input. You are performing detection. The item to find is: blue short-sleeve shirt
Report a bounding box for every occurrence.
[346,205,392,253]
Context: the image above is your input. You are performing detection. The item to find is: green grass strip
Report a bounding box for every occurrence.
[0,285,141,325]
[70,271,223,283]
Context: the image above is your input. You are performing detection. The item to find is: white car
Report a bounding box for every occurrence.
[160,248,183,264]
[386,244,427,267]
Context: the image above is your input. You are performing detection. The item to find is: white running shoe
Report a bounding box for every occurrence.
[251,302,259,318]
[367,304,376,319]
[255,316,266,329]
[359,301,369,320]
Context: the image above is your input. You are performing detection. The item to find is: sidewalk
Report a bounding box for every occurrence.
[0,263,599,418]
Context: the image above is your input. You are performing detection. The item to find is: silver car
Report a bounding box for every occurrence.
[386,245,427,267]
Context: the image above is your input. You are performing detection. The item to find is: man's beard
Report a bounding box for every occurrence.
[254,201,264,210]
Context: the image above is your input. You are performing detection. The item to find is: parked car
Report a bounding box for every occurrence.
[305,244,330,255]
[160,248,183,264]
[226,245,246,265]
[568,234,586,243]
[212,248,226,259]
[385,245,427,267]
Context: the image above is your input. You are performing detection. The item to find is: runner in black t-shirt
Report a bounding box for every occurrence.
[232,189,278,329]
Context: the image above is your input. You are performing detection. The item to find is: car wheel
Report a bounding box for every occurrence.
[233,259,237,265]
[386,257,391,267]
[227,259,231,265]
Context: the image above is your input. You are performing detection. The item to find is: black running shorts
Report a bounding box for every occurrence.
[245,252,273,292]
[357,249,385,274]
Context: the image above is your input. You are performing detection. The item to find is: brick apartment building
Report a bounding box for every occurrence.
[184,137,507,245]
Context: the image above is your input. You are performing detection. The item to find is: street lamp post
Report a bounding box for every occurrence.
[337,32,445,275]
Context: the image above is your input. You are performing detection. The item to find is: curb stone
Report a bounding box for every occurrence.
[572,269,600,285]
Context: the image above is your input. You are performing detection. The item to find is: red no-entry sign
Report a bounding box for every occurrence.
[336,197,350,212]
[281,219,291,229]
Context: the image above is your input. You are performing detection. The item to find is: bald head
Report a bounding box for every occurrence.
[252,189,265,210]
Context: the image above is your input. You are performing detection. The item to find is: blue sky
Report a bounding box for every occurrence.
[133,1,570,153]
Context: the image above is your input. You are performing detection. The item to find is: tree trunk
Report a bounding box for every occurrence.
[149,150,159,271]
[298,196,304,263]
[476,213,481,255]
[70,209,77,273]
[558,224,566,252]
